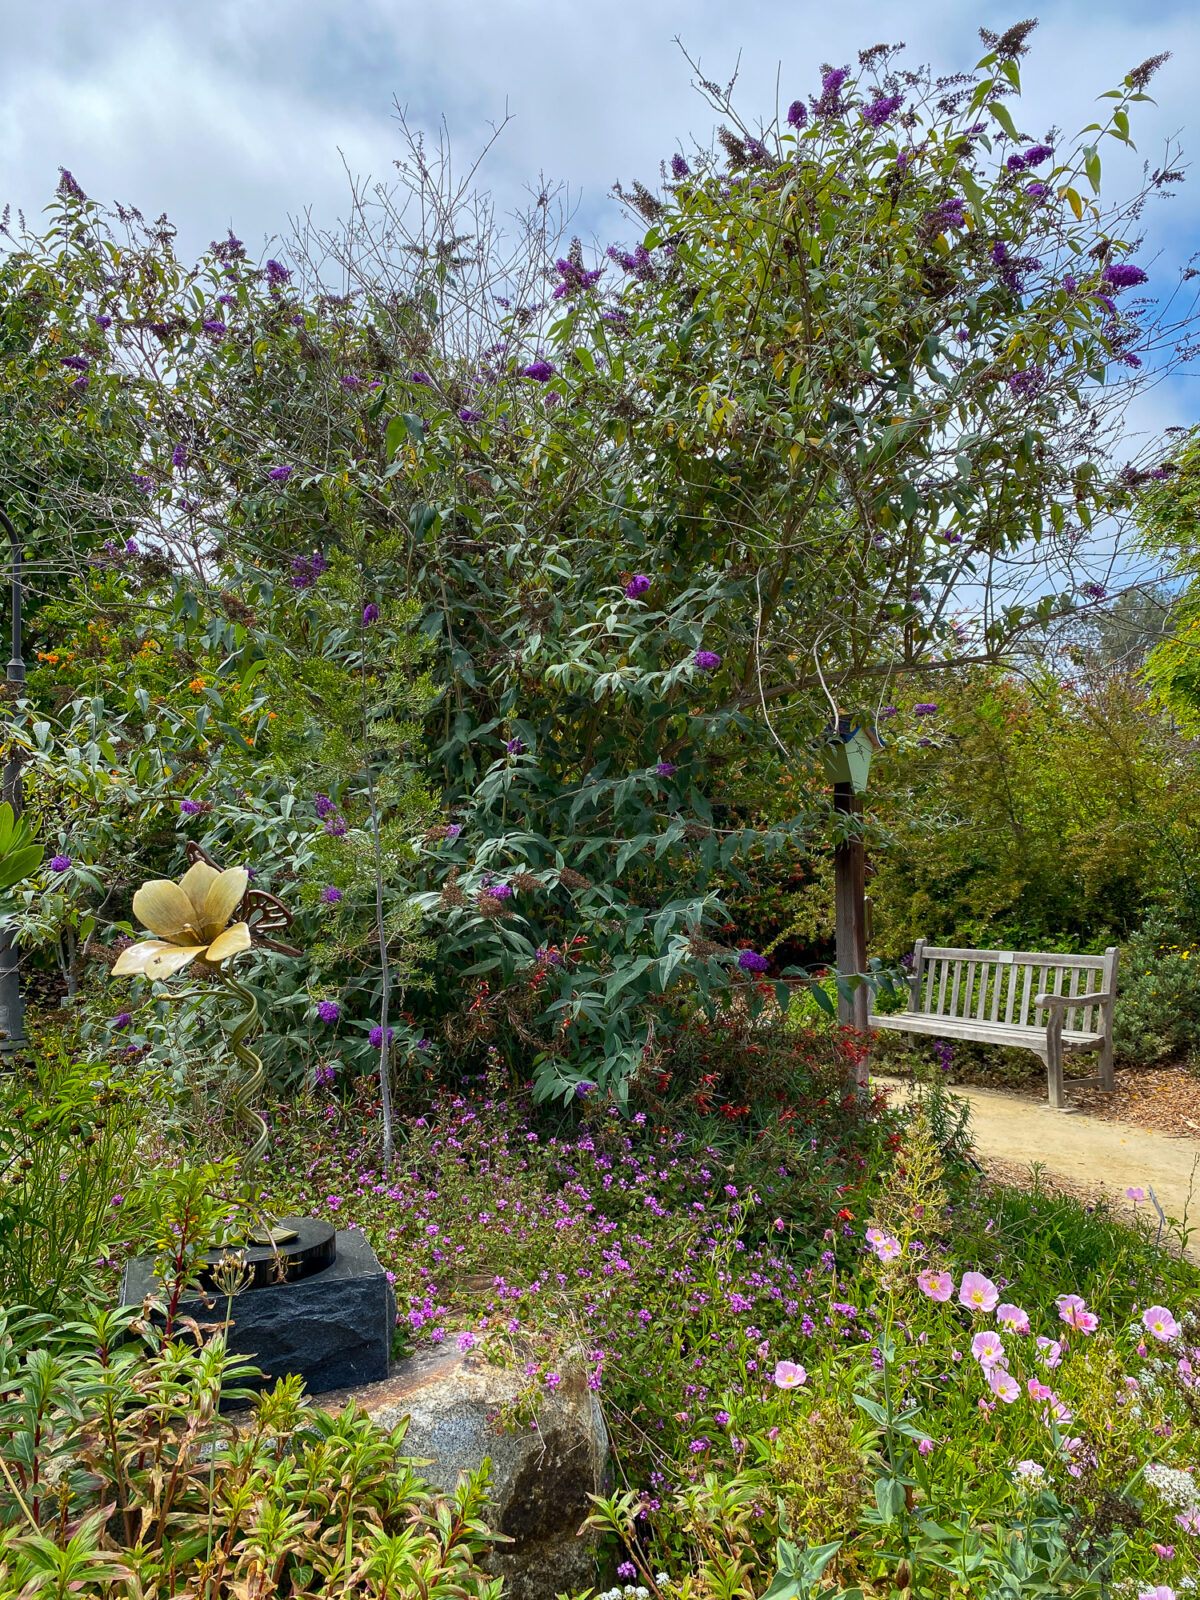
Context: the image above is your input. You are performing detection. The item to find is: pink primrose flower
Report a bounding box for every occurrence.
[1143,1306,1180,1343]
[959,1272,999,1312]
[773,1360,807,1390]
[918,1269,954,1302]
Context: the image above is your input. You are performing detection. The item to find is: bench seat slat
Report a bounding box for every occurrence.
[872,1012,1104,1051]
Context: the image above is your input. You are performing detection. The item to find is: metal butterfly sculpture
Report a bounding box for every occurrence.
[184,841,302,958]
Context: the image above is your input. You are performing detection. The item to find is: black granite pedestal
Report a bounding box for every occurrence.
[121,1227,394,1396]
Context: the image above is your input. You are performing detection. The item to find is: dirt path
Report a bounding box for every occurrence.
[874,1075,1200,1262]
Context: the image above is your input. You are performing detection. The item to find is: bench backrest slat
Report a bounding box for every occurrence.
[909,943,1114,1035]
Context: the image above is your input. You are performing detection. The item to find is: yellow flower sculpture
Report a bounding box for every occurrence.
[112,860,251,980]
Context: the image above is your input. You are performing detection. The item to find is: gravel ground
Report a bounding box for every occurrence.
[1010,1064,1200,1138]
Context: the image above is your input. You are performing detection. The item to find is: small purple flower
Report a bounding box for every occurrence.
[320,886,344,904]
[362,602,380,625]
[368,1024,395,1049]
[863,94,903,128]
[265,258,291,287]
[316,1000,341,1024]
[617,1563,637,1581]
[1022,143,1054,167]
[671,153,690,178]
[112,1011,132,1030]
[324,815,348,837]
[877,706,899,719]
[57,168,86,201]
[1024,182,1049,198]
[655,761,677,777]
[71,375,89,392]
[50,854,72,873]
[268,464,294,483]
[314,793,336,819]
[575,1080,595,1097]
[913,702,938,716]
[60,355,89,372]
[1102,262,1148,291]
[521,360,555,381]
[178,798,203,815]
[506,737,525,754]
[1006,153,1028,172]
[485,883,513,900]
[93,313,112,330]
[217,292,235,306]
[130,473,155,495]
[693,649,722,672]
[202,318,226,338]
[410,370,433,386]
[1080,582,1108,602]
[625,573,651,599]
[314,1062,337,1087]
[212,231,245,262]
[171,443,188,470]
[415,1037,431,1051]
[458,407,483,422]
[738,949,770,973]
[445,823,463,839]
[786,99,808,129]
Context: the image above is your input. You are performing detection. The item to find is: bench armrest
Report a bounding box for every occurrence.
[1035,989,1114,1009]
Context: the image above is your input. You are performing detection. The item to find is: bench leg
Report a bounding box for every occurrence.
[1045,1041,1066,1111]
[1098,1034,1115,1094]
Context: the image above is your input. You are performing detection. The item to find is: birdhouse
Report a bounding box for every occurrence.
[820,716,883,794]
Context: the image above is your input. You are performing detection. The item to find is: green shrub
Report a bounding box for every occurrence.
[0,1020,150,1310]
[0,1306,499,1600]
[1113,910,1200,1070]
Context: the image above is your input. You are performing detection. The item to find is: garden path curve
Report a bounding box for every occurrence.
[873,1075,1200,1264]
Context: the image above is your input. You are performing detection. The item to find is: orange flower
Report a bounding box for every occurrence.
[188,677,207,693]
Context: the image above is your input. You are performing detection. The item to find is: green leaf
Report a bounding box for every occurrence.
[987,100,1020,143]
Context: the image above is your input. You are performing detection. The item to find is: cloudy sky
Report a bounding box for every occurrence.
[2,0,1197,451]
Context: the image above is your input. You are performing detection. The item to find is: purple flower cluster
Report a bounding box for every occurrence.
[862,94,903,128]
[202,319,226,338]
[1102,262,1149,291]
[925,197,966,232]
[815,66,849,120]
[369,1025,396,1049]
[693,649,722,672]
[506,737,525,755]
[265,259,291,288]
[1007,366,1047,399]
[606,244,655,281]
[179,798,204,816]
[269,464,294,483]
[1007,142,1054,172]
[786,100,808,130]
[1080,582,1108,602]
[57,168,87,201]
[625,573,651,599]
[50,854,72,873]
[362,602,380,625]
[912,702,938,716]
[737,949,771,974]
[521,360,555,382]
[320,886,344,905]
[670,154,691,179]
[316,1000,341,1024]
[552,256,604,299]
[290,550,329,589]
[655,761,677,778]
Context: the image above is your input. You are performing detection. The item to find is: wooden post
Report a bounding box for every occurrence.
[833,780,869,1093]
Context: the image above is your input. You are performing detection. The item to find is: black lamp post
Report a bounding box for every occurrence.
[0,500,25,1057]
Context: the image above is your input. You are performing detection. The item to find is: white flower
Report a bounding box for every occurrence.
[1146,1463,1199,1510]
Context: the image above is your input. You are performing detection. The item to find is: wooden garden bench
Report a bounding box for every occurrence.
[870,941,1119,1110]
